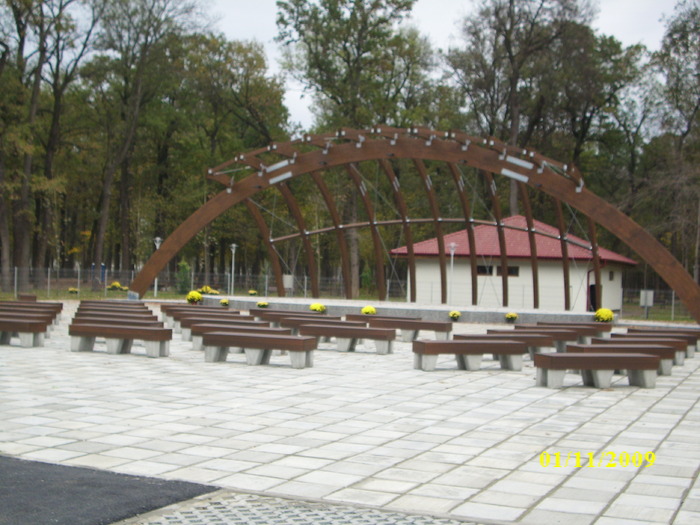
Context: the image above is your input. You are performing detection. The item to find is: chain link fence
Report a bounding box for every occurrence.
[1,267,696,321]
[0,267,407,301]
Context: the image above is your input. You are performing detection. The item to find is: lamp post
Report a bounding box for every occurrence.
[448,242,457,303]
[153,237,162,297]
[230,243,237,296]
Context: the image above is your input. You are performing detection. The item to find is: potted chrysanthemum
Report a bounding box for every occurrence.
[186,290,203,304]
[361,305,377,315]
[594,308,614,323]
[309,302,326,313]
[449,310,461,321]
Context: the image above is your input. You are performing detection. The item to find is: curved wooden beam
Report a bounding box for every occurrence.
[244,199,286,297]
[518,183,540,308]
[345,163,386,300]
[310,171,353,299]
[277,182,320,298]
[554,199,572,310]
[447,163,479,306]
[129,130,700,325]
[587,218,602,310]
[482,170,510,307]
[413,159,447,303]
[379,159,417,302]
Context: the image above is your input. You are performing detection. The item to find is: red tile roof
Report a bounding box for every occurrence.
[390,216,637,266]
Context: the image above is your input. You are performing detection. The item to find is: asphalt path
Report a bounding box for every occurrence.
[0,455,215,525]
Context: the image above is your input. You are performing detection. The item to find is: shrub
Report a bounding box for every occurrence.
[361,305,377,315]
[594,308,614,322]
[176,261,191,294]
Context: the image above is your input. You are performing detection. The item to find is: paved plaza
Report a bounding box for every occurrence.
[1,301,699,524]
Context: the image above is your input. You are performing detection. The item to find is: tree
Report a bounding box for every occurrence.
[654,0,700,281]
[446,0,594,213]
[87,0,198,276]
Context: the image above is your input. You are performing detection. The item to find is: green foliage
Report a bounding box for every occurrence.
[176,261,191,294]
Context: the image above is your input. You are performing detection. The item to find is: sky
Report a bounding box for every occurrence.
[209,0,674,130]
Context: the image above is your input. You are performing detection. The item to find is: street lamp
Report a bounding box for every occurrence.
[448,242,457,303]
[230,243,238,295]
[153,237,162,297]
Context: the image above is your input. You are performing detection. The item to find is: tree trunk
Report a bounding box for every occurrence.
[694,195,700,283]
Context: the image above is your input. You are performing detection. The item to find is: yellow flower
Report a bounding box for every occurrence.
[257,301,269,308]
[594,308,614,322]
[309,302,326,313]
[505,312,519,320]
[449,310,461,320]
[220,298,229,306]
[186,290,203,304]
[361,305,376,315]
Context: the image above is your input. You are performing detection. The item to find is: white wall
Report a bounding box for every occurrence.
[409,258,625,312]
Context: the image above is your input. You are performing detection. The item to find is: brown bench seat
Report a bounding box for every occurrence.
[168,312,252,333]
[534,352,660,388]
[345,314,422,322]
[176,314,258,340]
[68,324,172,357]
[190,323,291,351]
[509,327,581,351]
[366,318,453,341]
[412,339,529,371]
[567,343,677,375]
[536,321,614,337]
[160,305,240,326]
[298,324,396,354]
[625,329,698,357]
[252,310,341,326]
[600,336,687,365]
[0,318,52,347]
[200,332,317,369]
[472,331,557,357]
[74,310,159,321]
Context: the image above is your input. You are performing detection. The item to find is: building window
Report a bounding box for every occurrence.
[497,266,520,277]
[609,271,615,281]
[477,265,493,275]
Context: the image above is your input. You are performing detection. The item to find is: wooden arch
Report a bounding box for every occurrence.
[129,127,700,323]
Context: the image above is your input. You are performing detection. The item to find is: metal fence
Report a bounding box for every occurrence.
[1,267,696,321]
[0,267,408,300]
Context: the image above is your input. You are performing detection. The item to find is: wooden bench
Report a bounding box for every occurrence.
[509,327,581,351]
[17,293,37,301]
[516,324,601,344]
[602,336,687,365]
[533,352,660,388]
[252,310,341,327]
[190,323,291,351]
[160,305,240,326]
[625,328,698,357]
[200,332,317,369]
[567,343,677,376]
[178,316,265,341]
[298,323,396,354]
[458,332,556,358]
[412,339,529,371]
[74,310,159,321]
[536,321,614,337]
[0,318,52,347]
[68,324,172,357]
[365,318,453,341]
[345,314,422,322]
[71,316,164,328]
[280,317,366,336]
[165,310,248,331]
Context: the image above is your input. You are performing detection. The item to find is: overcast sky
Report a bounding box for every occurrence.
[209,0,674,129]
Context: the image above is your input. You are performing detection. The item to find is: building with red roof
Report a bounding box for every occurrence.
[390,215,637,312]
